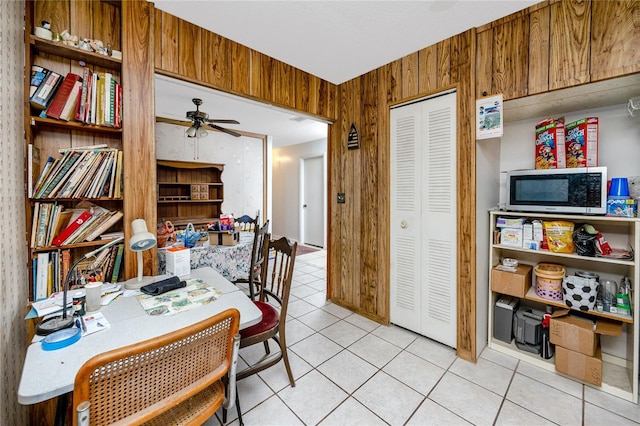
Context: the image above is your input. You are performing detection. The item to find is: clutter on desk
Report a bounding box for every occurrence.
[207,215,239,246]
[165,246,191,277]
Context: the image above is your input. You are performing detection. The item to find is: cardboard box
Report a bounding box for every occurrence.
[555,345,602,386]
[491,264,532,298]
[565,117,598,168]
[549,310,622,356]
[166,246,191,277]
[209,231,238,246]
[535,118,565,169]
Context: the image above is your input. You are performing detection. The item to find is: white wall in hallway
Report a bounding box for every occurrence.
[272,138,327,242]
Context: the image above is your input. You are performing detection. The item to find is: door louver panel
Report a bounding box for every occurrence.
[427,107,453,213]
[394,236,416,310]
[394,116,416,212]
[426,239,453,323]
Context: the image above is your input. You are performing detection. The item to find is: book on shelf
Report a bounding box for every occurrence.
[30,69,63,110]
[48,208,73,247]
[28,144,41,198]
[76,68,90,122]
[110,243,124,283]
[113,151,123,197]
[35,252,50,301]
[47,150,91,198]
[29,65,49,98]
[32,155,55,198]
[35,203,52,248]
[36,151,82,198]
[100,231,124,240]
[60,80,82,122]
[30,202,40,248]
[85,210,123,242]
[45,72,81,120]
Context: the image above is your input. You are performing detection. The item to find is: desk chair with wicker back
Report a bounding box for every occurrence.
[233,220,269,300]
[73,309,241,426]
[227,236,297,424]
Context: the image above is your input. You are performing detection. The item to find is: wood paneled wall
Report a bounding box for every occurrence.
[122,1,156,279]
[329,30,478,361]
[153,9,338,123]
[476,0,640,101]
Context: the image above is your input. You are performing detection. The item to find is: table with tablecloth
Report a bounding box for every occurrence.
[157,233,253,281]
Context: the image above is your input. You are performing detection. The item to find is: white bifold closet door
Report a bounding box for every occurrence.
[390,90,457,348]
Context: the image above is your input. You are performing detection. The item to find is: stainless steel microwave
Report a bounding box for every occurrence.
[506,167,607,214]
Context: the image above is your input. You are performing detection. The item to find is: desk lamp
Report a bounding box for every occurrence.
[124,218,157,290]
[35,237,124,336]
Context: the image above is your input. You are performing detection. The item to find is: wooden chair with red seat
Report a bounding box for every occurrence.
[233,220,269,300]
[227,236,297,424]
[72,309,241,426]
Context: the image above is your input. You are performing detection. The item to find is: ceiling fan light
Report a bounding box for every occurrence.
[196,127,208,138]
[185,126,197,138]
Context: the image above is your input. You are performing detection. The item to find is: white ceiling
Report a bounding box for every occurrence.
[152,0,539,147]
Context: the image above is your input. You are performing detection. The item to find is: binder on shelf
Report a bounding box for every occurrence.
[30,69,62,110]
[45,72,81,120]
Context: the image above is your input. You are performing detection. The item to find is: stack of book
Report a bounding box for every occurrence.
[30,201,123,249]
[28,65,122,128]
[53,201,123,247]
[32,242,124,301]
[32,146,123,199]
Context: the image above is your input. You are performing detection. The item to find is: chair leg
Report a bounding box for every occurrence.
[273,336,295,387]
[235,390,243,426]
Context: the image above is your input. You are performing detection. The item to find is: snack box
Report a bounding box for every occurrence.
[535,118,565,169]
[565,117,598,168]
[606,198,637,217]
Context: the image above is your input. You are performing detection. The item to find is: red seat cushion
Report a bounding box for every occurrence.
[240,301,279,338]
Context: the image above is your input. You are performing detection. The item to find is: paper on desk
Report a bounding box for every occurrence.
[81,312,111,336]
[28,292,71,318]
[136,279,221,316]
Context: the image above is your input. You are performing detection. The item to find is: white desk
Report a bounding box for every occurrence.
[18,267,261,405]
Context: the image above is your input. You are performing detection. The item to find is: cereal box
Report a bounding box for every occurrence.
[565,117,598,168]
[535,118,565,169]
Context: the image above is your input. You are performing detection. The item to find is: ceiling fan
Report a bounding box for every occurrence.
[169,98,241,138]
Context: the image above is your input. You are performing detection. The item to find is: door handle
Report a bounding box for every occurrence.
[400,220,408,229]
[303,204,307,208]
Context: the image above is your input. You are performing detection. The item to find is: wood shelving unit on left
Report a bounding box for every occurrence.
[24,0,124,302]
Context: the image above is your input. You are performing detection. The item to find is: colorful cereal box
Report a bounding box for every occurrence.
[535,118,565,169]
[565,117,598,168]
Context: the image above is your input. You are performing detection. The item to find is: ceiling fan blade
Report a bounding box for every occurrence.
[205,119,240,124]
[205,123,242,137]
[156,117,192,126]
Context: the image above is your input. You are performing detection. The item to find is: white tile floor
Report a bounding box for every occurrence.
[208,250,640,425]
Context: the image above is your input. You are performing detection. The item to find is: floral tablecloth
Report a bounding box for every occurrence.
[157,234,252,281]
